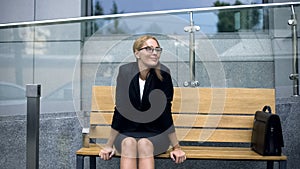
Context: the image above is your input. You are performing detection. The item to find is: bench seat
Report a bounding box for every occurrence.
[76,86,287,169]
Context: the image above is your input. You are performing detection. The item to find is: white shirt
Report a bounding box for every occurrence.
[139,77,146,100]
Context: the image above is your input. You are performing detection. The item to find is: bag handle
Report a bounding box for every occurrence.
[262,105,272,114]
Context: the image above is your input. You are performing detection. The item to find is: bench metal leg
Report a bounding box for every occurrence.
[267,161,274,169]
[76,155,84,169]
[279,160,287,169]
[90,156,96,169]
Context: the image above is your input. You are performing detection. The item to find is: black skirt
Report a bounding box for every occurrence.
[114,131,170,156]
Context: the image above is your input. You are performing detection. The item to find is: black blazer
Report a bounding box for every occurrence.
[111,62,175,135]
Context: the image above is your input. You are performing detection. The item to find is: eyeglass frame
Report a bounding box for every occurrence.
[138,46,163,53]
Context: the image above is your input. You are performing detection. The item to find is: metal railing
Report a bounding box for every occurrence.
[0,2,299,92]
[288,5,299,96]
[0,2,299,28]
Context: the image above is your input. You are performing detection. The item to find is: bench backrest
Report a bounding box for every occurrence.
[89,86,275,144]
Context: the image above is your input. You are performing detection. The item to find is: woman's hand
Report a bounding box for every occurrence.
[99,145,115,160]
[170,149,186,164]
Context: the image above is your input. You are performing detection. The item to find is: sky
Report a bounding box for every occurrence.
[97,0,262,14]
[94,0,263,34]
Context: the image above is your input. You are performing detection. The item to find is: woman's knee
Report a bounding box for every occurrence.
[121,137,137,157]
[137,138,154,157]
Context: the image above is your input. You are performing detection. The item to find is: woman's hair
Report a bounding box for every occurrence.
[132,35,160,53]
[133,35,163,81]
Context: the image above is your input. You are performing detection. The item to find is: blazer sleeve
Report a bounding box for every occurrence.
[111,64,129,132]
[159,68,175,133]
[111,63,139,132]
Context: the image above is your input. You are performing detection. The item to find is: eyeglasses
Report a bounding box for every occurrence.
[139,46,163,53]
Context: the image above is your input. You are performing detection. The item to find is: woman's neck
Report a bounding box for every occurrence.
[138,62,150,80]
[139,69,150,80]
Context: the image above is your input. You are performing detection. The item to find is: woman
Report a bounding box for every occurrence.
[99,35,186,169]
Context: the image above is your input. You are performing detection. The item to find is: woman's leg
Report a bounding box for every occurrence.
[120,137,138,169]
[137,138,154,169]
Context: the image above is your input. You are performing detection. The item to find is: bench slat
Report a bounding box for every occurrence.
[90,112,254,128]
[172,87,275,114]
[176,128,251,142]
[173,114,254,128]
[157,146,287,160]
[91,86,275,114]
[91,86,115,111]
[76,144,287,161]
[89,126,252,143]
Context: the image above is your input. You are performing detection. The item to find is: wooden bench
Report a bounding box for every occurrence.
[76,86,287,169]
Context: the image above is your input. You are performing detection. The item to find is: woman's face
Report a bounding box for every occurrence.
[135,38,161,70]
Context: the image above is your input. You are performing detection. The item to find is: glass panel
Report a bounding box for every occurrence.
[0,2,299,122]
[0,27,34,115]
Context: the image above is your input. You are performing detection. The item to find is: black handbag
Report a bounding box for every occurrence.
[251,105,284,156]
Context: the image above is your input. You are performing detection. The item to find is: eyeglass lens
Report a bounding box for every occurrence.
[140,46,162,53]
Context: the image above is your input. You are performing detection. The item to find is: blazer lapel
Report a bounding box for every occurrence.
[130,63,142,103]
[142,69,154,102]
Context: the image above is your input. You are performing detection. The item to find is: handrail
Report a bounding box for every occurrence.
[288,5,299,97]
[0,2,299,28]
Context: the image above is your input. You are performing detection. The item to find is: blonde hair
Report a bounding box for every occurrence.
[133,35,163,81]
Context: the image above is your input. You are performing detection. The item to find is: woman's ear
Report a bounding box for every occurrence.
[135,51,140,59]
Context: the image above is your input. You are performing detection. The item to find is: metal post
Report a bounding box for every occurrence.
[184,11,200,87]
[26,84,41,169]
[288,5,299,96]
[189,12,196,83]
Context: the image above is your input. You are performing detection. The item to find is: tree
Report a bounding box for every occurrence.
[91,1,104,33]
[107,1,125,34]
[213,0,260,32]
[92,1,126,34]
[94,1,104,16]
[214,1,235,32]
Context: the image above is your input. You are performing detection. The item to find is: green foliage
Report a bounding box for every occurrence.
[213,0,261,32]
[92,1,125,34]
[107,1,125,34]
[94,1,104,15]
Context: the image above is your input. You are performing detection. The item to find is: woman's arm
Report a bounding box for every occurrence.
[99,128,119,160]
[168,131,186,163]
[106,128,119,147]
[168,132,180,148]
